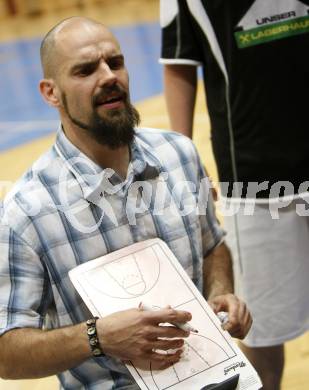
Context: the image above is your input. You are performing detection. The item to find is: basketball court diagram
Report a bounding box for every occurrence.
[83,245,161,299]
[68,239,260,390]
[149,331,233,390]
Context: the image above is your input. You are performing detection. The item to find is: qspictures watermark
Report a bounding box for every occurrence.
[1,158,309,233]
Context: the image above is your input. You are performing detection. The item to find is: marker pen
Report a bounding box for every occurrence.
[139,302,198,333]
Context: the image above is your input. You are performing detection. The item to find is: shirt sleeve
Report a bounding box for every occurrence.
[0,223,50,336]
[160,0,203,65]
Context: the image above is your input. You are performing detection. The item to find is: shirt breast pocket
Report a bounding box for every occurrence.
[154,190,200,242]
[153,201,202,280]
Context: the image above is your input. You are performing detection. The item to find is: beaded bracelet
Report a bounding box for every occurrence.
[86,317,103,357]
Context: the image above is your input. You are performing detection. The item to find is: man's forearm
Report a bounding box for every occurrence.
[203,243,253,339]
[203,242,234,300]
[0,323,90,379]
[164,64,197,137]
[0,307,193,380]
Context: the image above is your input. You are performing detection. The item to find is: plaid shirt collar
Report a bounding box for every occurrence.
[54,126,161,201]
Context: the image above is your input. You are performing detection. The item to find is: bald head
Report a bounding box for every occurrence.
[40,17,111,78]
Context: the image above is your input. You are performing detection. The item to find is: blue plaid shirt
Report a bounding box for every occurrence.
[0,127,224,389]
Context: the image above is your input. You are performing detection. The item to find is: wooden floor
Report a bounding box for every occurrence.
[0,1,308,389]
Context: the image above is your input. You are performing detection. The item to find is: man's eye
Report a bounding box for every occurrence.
[76,65,95,76]
[109,58,124,70]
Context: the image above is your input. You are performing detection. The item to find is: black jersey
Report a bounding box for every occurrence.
[160,0,309,198]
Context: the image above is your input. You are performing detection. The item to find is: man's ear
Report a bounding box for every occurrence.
[39,78,61,107]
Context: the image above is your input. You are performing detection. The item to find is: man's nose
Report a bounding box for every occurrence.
[98,63,117,86]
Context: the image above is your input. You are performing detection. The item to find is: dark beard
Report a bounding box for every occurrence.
[62,87,140,149]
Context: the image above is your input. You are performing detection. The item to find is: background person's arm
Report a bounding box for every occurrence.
[164,64,218,199]
[164,64,197,138]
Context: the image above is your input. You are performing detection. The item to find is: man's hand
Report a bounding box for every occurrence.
[208,294,252,339]
[97,308,191,369]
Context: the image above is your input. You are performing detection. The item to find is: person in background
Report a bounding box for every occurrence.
[160,1,309,389]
